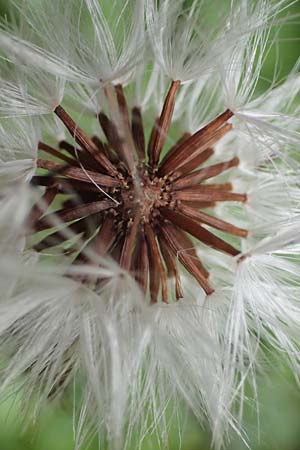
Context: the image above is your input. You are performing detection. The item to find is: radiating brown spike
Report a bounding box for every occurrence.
[59,140,98,170]
[55,105,118,176]
[111,237,124,263]
[134,235,149,294]
[36,200,116,231]
[119,215,140,270]
[173,188,247,203]
[182,201,216,209]
[187,183,233,191]
[163,147,214,180]
[105,83,138,175]
[31,175,102,194]
[115,84,131,130]
[98,112,123,153]
[158,110,233,175]
[37,159,119,188]
[145,224,168,303]
[169,225,209,279]
[159,123,232,176]
[38,142,77,166]
[161,208,240,256]
[99,109,136,175]
[31,175,57,188]
[131,107,146,161]
[147,117,159,163]
[58,140,78,157]
[160,222,214,295]
[160,132,191,168]
[148,80,181,167]
[93,215,117,257]
[178,203,248,238]
[69,216,117,282]
[172,157,240,190]
[158,234,183,300]
[92,136,108,156]
[92,136,119,164]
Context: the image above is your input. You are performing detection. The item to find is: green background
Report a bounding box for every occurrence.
[0,1,300,449]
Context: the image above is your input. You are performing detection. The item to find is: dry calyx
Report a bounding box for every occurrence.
[29,81,248,303]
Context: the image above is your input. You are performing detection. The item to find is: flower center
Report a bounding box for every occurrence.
[29,82,248,303]
[119,168,170,225]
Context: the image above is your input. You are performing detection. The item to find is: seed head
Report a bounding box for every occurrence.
[29,86,247,303]
[0,1,300,450]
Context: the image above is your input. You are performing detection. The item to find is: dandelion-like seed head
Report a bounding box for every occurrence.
[0,0,300,449]
[30,83,247,303]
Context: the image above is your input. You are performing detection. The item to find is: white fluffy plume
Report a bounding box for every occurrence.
[0,1,299,450]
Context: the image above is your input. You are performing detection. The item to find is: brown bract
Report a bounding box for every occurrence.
[29,81,248,302]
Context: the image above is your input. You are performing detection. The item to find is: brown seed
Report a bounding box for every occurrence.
[160,222,214,295]
[120,214,140,270]
[58,141,97,170]
[55,105,118,176]
[173,188,247,203]
[115,84,131,131]
[177,203,248,238]
[131,107,146,160]
[37,159,119,188]
[158,234,183,299]
[181,200,216,209]
[159,132,192,169]
[158,110,233,175]
[165,223,209,278]
[163,147,214,179]
[38,142,77,166]
[161,208,240,256]
[172,157,240,190]
[37,199,116,230]
[134,235,149,294]
[148,80,181,167]
[93,215,117,257]
[104,84,138,175]
[145,223,168,303]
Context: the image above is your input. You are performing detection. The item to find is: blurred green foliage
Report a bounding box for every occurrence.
[0,1,300,449]
[1,364,300,450]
